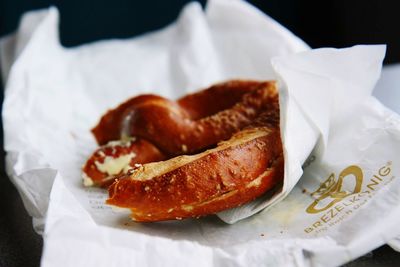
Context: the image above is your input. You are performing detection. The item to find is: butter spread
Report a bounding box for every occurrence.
[95,153,136,176]
[82,172,94,187]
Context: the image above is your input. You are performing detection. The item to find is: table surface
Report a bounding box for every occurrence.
[0,150,43,267]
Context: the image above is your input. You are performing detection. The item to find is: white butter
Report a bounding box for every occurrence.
[82,172,94,187]
[95,153,136,176]
[105,137,136,148]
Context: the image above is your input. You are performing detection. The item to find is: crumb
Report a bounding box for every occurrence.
[182,144,188,152]
[124,222,129,226]
[260,233,265,237]
[302,189,307,194]
[70,131,77,139]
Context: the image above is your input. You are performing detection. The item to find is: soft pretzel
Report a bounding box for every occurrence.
[83,81,278,187]
[82,138,165,187]
[107,109,283,221]
[92,80,268,145]
[83,80,283,221]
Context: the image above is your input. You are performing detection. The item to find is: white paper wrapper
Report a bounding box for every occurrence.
[2,0,400,266]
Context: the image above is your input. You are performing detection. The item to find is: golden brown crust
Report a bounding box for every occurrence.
[177,80,268,119]
[91,95,165,146]
[91,80,276,147]
[84,80,283,221]
[125,82,277,155]
[84,81,278,187]
[107,125,283,221]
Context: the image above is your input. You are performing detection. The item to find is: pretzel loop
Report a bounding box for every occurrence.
[82,80,284,221]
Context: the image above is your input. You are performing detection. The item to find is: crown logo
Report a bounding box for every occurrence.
[310,173,336,199]
[306,165,363,214]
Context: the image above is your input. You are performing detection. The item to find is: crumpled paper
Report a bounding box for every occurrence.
[2,0,400,266]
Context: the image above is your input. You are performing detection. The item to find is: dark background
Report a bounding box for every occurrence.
[1,0,400,266]
[1,0,400,63]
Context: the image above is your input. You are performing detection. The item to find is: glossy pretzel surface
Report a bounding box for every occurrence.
[82,80,283,221]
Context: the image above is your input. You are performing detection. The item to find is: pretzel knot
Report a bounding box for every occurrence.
[82,80,284,221]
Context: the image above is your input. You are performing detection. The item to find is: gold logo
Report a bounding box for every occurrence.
[306,165,363,214]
